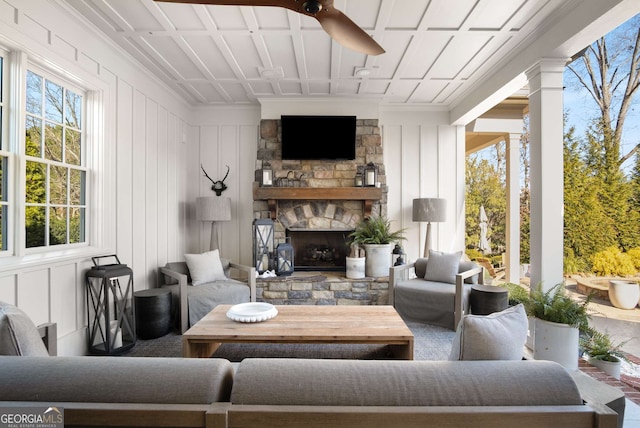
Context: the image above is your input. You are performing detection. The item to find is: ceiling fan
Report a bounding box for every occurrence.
[153,0,385,55]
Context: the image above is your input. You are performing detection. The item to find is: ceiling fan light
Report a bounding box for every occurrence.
[302,1,322,14]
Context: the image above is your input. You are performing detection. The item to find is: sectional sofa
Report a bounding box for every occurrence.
[0,356,617,428]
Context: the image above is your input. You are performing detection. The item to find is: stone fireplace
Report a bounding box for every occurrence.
[253,118,387,273]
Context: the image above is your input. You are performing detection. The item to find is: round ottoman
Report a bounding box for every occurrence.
[470,284,508,315]
[134,288,172,339]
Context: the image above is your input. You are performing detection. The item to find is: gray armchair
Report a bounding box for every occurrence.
[389,258,483,330]
[160,259,256,334]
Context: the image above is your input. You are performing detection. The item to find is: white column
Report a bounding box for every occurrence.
[505,132,521,284]
[525,59,566,292]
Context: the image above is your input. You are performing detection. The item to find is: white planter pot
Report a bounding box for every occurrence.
[608,280,640,310]
[345,257,366,279]
[363,244,392,278]
[533,318,579,371]
[588,357,621,380]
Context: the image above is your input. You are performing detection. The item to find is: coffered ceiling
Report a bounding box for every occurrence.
[64,0,574,107]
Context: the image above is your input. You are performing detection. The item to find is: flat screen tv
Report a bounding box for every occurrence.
[281,115,356,160]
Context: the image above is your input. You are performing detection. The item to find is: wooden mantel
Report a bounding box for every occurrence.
[253,182,382,220]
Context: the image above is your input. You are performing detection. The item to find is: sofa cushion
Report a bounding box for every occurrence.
[185,250,226,285]
[231,358,582,407]
[0,302,49,357]
[424,250,462,284]
[449,304,528,361]
[458,260,480,284]
[0,356,234,404]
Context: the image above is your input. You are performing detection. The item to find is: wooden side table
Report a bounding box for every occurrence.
[470,284,508,315]
[134,288,172,339]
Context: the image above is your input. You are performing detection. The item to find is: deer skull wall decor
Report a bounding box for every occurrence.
[201,164,229,196]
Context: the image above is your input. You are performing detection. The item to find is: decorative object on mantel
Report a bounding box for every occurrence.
[413,198,447,258]
[354,166,364,187]
[350,215,405,277]
[253,219,275,274]
[346,242,366,279]
[260,161,273,187]
[276,237,295,276]
[196,196,231,251]
[200,164,229,196]
[364,162,377,187]
[392,244,406,266]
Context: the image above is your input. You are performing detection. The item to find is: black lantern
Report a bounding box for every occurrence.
[86,255,135,355]
[393,245,406,266]
[364,162,377,187]
[261,161,273,187]
[276,238,294,276]
[253,219,274,273]
[354,166,364,187]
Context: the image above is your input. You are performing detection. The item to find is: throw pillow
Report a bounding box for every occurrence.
[184,250,227,285]
[449,303,528,361]
[424,250,462,284]
[0,301,49,356]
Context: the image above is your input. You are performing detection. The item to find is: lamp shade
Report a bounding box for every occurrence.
[196,197,231,222]
[412,198,446,223]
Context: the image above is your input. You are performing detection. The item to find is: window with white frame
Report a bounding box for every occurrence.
[0,54,8,252]
[24,68,86,249]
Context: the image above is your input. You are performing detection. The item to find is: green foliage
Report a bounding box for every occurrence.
[465,248,483,261]
[628,247,640,272]
[498,282,530,306]
[592,247,636,276]
[580,328,629,362]
[349,215,405,245]
[524,284,591,333]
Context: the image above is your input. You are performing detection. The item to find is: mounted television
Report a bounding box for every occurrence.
[281,115,356,160]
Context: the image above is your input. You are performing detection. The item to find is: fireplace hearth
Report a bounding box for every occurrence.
[287,229,352,272]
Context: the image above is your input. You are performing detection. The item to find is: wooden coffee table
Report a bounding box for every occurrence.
[182,305,414,359]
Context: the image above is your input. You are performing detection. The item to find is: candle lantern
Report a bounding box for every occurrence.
[253,219,274,273]
[276,238,294,276]
[261,161,273,187]
[354,166,364,187]
[86,255,136,355]
[364,162,377,187]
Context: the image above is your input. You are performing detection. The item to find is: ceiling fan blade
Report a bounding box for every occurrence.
[153,0,285,6]
[316,8,384,56]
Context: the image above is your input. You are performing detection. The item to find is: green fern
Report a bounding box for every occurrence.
[349,215,406,245]
[524,283,591,333]
[580,328,629,362]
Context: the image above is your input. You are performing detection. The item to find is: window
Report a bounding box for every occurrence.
[0,54,8,252]
[24,69,86,248]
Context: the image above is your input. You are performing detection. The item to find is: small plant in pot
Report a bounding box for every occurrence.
[349,215,405,277]
[524,283,592,370]
[580,328,629,379]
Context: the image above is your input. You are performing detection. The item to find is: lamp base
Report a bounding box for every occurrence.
[423,222,433,258]
[210,221,220,252]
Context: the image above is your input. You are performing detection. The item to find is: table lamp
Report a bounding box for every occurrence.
[412,198,446,258]
[196,196,231,251]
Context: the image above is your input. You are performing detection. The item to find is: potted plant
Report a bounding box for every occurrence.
[580,328,629,379]
[524,283,592,370]
[350,215,405,277]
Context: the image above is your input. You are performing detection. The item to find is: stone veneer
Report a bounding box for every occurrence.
[253,118,388,243]
[256,274,389,306]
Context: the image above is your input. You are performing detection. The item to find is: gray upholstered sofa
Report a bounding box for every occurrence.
[160,258,256,333]
[0,357,616,428]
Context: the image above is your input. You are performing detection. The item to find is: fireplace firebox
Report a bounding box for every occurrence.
[287,229,352,272]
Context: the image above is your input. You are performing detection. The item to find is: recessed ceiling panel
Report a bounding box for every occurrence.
[302,33,332,80]
[468,0,525,30]
[263,34,299,79]
[429,33,493,79]
[361,80,390,95]
[308,81,330,95]
[385,80,420,103]
[460,35,512,80]
[101,0,163,31]
[254,5,290,29]
[343,0,382,30]
[222,35,262,79]
[385,0,430,29]
[190,81,228,102]
[218,82,251,102]
[156,3,206,31]
[423,0,477,29]
[279,81,303,95]
[248,81,275,96]
[410,80,451,104]
[335,80,360,95]
[143,35,206,79]
[374,33,413,79]
[182,35,237,79]
[399,33,452,79]
[207,5,248,30]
